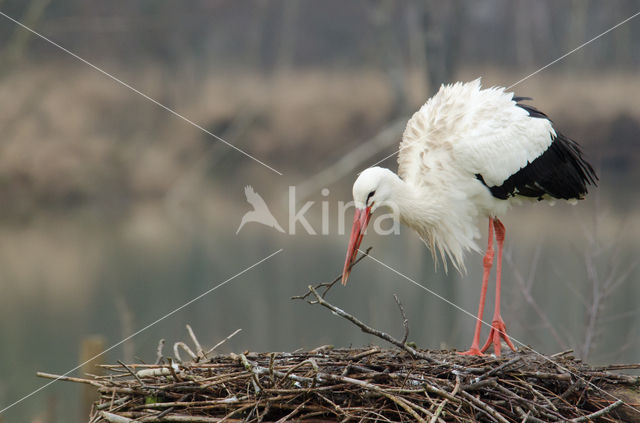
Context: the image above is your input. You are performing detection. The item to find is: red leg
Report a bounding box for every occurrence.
[459,219,494,356]
[480,219,516,355]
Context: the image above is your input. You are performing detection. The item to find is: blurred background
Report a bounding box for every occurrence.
[0,1,639,421]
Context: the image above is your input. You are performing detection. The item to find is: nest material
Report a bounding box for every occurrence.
[56,347,640,423]
[39,252,640,422]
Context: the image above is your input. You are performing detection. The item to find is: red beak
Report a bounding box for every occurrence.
[342,206,372,285]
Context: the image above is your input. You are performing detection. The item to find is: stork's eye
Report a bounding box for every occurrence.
[366,190,375,205]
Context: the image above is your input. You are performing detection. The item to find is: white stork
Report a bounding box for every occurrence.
[342,79,597,356]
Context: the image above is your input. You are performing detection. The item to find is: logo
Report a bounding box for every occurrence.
[236,186,286,234]
[237,186,400,236]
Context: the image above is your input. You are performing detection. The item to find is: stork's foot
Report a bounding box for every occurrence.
[458,346,484,356]
[480,317,516,356]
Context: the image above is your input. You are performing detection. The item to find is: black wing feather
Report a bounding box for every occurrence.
[476,100,598,201]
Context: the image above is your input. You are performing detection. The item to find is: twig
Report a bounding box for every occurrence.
[155,393,191,419]
[228,354,314,384]
[155,339,165,365]
[206,328,243,355]
[95,396,130,411]
[515,406,547,423]
[117,414,242,422]
[186,324,205,360]
[515,371,571,381]
[559,379,581,400]
[302,285,441,364]
[291,247,372,301]
[268,353,276,385]
[518,409,531,423]
[393,294,409,344]
[309,344,333,353]
[117,360,147,388]
[218,403,254,423]
[327,372,435,420]
[350,347,380,360]
[570,399,624,422]
[550,349,574,358]
[423,383,462,404]
[430,398,447,423]
[100,411,135,423]
[276,359,318,388]
[462,377,498,391]
[430,375,460,423]
[459,390,510,423]
[381,392,429,423]
[596,363,640,370]
[236,353,264,393]
[36,372,101,386]
[167,358,183,383]
[173,341,198,363]
[294,259,477,369]
[274,399,310,423]
[476,357,522,381]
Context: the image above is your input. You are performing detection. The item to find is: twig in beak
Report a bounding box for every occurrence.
[292,247,372,301]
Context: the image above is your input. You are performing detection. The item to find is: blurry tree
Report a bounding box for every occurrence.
[1,0,50,73]
[368,0,408,117]
[275,0,299,75]
[567,0,590,68]
[422,0,464,93]
[2,1,639,73]
[405,0,428,100]
[511,0,552,68]
[612,0,634,67]
[246,0,269,71]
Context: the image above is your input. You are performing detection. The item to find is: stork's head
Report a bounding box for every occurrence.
[342,167,397,284]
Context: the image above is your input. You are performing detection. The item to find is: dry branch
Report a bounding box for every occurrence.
[293,261,466,370]
[291,247,373,301]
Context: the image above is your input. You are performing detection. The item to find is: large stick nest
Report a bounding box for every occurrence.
[50,347,640,423]
[42,250,640,422]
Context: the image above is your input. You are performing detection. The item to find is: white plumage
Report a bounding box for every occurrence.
[397,79,555,269]
[342,79,596,356]
[401,79,555,188]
